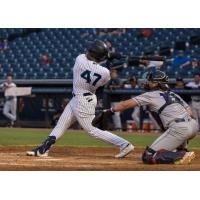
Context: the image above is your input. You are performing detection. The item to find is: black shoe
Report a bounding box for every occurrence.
[26,136,56,157]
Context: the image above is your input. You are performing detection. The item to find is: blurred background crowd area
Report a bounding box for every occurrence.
[0,28,199,80]
[0,28,200,131]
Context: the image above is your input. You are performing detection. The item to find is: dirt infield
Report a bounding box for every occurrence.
[0,146,200,170]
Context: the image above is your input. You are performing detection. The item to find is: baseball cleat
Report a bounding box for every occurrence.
[115,143,134,158]
[26,136,56,157]
[26,149,49,157]
[174,151,196,165]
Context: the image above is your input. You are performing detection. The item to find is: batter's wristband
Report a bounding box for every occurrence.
[110,107,115,113]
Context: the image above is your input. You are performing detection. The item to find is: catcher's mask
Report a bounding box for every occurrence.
[142,70,169,90]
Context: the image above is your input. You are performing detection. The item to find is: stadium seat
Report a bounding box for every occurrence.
[0,28,199,79]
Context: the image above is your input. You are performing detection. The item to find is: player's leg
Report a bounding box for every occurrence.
[27,102,76,157]
[112,112,122,130]
[76,114,133,158]
[150,119,198,151]
[3,101,11,120]
[142,119,198,164]
[49,104,76,139]
[131,107,140,129]
[111,102,122,130]
[71,95,133,158]
[10,99,17,125]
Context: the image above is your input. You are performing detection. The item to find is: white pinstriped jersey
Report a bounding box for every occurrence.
[133,90,189,128]
[72,54,110,95]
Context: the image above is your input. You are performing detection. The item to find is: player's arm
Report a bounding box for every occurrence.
[92,99,139,126]
[111,99,138,112]
[110,92,150,113]
[92,93,150,126]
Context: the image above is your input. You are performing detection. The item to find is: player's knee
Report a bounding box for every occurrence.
[87,127,100,138]
[88,130,95,137]
[82,124,95,135]
[183,126,197,140]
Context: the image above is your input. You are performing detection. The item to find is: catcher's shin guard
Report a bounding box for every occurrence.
[27,136,56,157]
[142,146,186,164]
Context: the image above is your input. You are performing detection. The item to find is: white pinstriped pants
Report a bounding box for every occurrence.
[50,94,129,149]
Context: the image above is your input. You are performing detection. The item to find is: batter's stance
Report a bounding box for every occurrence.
[0,73,17,127]
[102,70,198,164]
[27,40,133,158]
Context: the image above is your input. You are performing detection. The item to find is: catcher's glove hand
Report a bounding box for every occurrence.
[92,109,114,126]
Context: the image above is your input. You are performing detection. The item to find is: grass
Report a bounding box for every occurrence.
[0,128,200,149]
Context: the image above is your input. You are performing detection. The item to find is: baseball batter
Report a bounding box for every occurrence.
[27,40,133,158]
[0,73,17,127]
[102,70,198,164]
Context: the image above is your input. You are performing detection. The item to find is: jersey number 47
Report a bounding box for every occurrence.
[81,70,102,86]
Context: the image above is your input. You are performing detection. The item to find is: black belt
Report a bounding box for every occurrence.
[174,118,190,123]
[72,92,93,97]
[83,92,93,96]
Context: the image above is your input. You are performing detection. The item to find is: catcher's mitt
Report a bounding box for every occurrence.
[92,109,113,126]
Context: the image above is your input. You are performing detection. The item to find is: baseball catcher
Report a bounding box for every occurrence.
[93,70,198,164]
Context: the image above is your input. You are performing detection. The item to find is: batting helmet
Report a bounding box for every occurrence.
[87,40,109,62]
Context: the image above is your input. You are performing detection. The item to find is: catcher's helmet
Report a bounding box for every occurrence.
[87,40,109,62]
[142,70,169,91]
[146,70,168,83]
